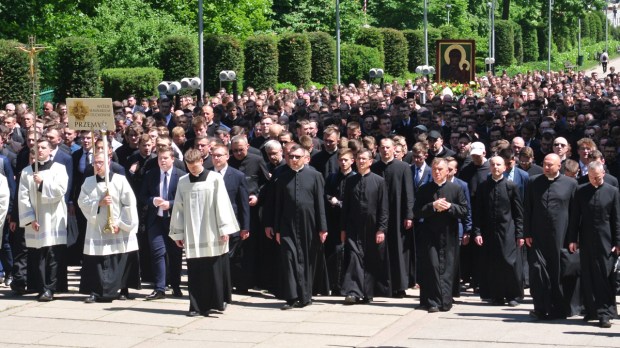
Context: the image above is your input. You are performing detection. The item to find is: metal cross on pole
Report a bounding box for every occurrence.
[16,36,46,223]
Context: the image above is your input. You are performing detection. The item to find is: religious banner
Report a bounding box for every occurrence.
[435,40,476,84]
[67,98,115,130]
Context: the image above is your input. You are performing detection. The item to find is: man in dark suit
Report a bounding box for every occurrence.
[411,142,432,193]
[139,147,185,300]
[68,130,94,265]
[46,127,73,202]
[211,144,251,293]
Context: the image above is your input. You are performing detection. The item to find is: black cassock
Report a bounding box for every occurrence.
[569,183,620,321]
[524,174,578,318]
[274,166,327,304]
[414,181,469,311]
[473,177,524,302]
[341,172,390,299]
[371,159,414,292]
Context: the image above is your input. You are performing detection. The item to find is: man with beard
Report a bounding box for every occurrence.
[525,153,579,320]
[414,158,469,312]
[371,138,414,298]
[341,149,389,304]
[473,156,524,307]
[569,161,620,328]
[273,145,327,309]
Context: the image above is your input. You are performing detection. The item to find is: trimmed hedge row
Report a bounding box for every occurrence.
[356,27,384,64]
[307,32,336,85]
[244,35,279,91]
[278,33,312,88]
[380,28,408,78]
[159,35,197,81]
[56,36,100,100]
[495,20,515,67]
[0,39,31,107]
[204,34,243,93]
[101,67,163,101]
[340,43,382,84]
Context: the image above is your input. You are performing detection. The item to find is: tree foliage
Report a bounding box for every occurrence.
[278,33,312,88]
[244,35,279,91]
[307,32,335,85]
[204,34,244,94]
[55,36,100,100]
[380,28,408,77]
[0,40,31,106]
[340,44,382,84]
[159,36,198,81]
[101,67,163,101]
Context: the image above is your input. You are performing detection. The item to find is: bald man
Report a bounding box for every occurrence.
[524,154,579,320]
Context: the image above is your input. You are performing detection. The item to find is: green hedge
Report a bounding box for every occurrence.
[159,35,197,81]
[380,28,408,78]
[278,33,312,88]
[0,39,31,107]
[403,28,441,73]
[307,32,335,85]
[101,68,163,101]
[340,43,382,84]
[495,20,515,66]
[512,23,523,65]
[244,35,279,91]
[440,25,459,40]
[204,34,243,94]
[56,36,100,100]
[589,12,602,41]
[522,25,539,62]
[355,27,385,63]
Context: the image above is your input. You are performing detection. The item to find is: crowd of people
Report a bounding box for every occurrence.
[0,66,618,326]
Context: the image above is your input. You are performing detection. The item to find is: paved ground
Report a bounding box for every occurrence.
[0,267,618,347]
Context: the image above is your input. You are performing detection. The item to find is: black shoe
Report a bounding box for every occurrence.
[428,306,439,313]
[529,310,547,320]
[187,310,208,317]
[392,290,406,298]
[10,283,26,295]
[294,300,311,308]
[281,301,296,310]
[84,294,97,304]
[360,297,372,304]
[507,300,519,307]
[491,299,505,306]
[4,275,13,287]
[344,295,357,305]
[600,318,612,328]
[145,290,165,301]
[218,302,228,312]
[172,287,183,298]
[38,290,53,302]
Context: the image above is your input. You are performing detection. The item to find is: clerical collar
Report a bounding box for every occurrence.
[546,172,560,181]
[290,165,304,173]
[492,175,504,182]
[359,170,371,176]
[189,169,208,182]
[381,157,394,165]
[32,160,52,171]
[434,179,447,187]
[96,172,115,183]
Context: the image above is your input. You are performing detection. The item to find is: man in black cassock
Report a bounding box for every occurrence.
[341,149,390,304]
[414,158,469,312]
[569,161,620,328]
[473,156,524,307]
[274,144,328,310]
[525,153,578,320]
[371,138,414,298]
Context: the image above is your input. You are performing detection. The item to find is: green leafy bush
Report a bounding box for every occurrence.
[0,39,32,107]
[55,36,100,100]
[495,20,515,66]
[278,33,312,88]
[307,32,335,85]
[512,23,523,65]
[522,25,539,62]
[403,28,441,73]
[204,34,244,94]
[355,27,385,63]
[340,43,382,84]
[159,35,198,81]
[101,67,163,101]
[244,35,279,91]
[380,28,408,78]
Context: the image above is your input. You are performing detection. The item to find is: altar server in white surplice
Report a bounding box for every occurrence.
[18,139,68,302]
[78,151,141,303]
[170,149,239,317]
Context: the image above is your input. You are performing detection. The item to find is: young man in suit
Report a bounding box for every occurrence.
[139,147,185,299]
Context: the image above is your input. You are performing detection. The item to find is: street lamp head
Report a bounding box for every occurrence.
[446,4,452,9]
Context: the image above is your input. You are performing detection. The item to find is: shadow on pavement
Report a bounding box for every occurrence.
[564,331,620,337]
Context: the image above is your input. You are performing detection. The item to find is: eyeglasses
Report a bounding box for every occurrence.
[232,148,245,153]
[553,143,567,147]
[289,155,303,160]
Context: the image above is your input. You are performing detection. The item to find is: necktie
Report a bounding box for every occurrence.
[414,167,420,184]
[87,152,92,164]
[162,172,169,217]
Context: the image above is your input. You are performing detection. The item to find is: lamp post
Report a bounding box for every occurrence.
[548,0,553,74]
[415,0,435,79]
[606,0,609,52]
[198,0,204,103]
[485,1,495,73]
[336,0,341,85]
[446,4,452,26]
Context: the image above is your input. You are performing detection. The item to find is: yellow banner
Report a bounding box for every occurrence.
[67,98,115,130]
